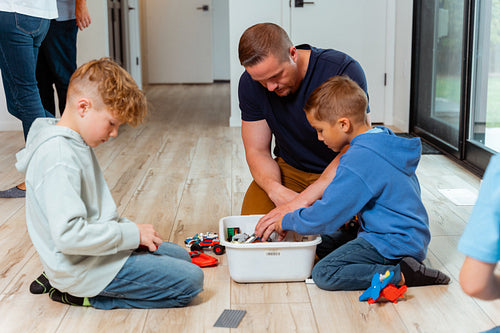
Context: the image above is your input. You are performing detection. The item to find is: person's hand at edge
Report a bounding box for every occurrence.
[75,0,91,30]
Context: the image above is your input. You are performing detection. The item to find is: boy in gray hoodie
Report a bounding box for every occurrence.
[16,58,203,309]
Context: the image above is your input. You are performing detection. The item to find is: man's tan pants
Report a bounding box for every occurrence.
[240,157,322,215]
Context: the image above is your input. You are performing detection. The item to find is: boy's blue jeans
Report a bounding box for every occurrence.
[312,234,403,291]
[89,242,204,309]
[0,11,53,140]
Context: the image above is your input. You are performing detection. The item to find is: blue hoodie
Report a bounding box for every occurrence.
[282,127,430,262]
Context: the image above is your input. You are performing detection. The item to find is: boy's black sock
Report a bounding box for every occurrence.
[48,288,91,307]
[399,257,450,287]
[30,272,52,294]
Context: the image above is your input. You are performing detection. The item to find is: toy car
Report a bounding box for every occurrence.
[184,232,225,255]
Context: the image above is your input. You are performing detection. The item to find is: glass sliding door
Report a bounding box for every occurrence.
[412,0,495,174]
[412,0,466,158]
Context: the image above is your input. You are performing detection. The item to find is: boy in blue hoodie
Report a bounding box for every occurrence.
[255,76,450,290]
[16,58,203,309]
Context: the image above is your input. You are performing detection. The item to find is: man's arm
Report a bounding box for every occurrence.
[242,120,299,206]
[255,145,348,238]
[460,256,500,300]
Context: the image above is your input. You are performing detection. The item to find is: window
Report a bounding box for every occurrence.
[412,0,496,174]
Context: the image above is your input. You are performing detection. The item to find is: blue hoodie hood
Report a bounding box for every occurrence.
[350,127,422,177]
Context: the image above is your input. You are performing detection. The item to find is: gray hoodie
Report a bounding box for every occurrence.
[16,118,139,297]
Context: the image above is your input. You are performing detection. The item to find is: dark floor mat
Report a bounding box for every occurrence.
[213,309,246,328]
[395,133,442,155]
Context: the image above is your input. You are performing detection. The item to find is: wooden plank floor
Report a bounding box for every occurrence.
[0,83,498,333]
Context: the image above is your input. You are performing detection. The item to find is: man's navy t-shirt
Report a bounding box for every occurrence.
[238,44,369,174]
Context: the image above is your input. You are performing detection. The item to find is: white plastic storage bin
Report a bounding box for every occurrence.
[219,215,321,283]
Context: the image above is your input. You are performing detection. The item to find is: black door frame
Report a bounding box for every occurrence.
[410,0,494,176]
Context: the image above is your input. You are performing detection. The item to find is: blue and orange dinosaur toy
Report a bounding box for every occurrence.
[359,270,407,304]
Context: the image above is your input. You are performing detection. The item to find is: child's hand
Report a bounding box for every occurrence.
[136,224,163,252]
[274,221,288,241]
[255,216,286,241]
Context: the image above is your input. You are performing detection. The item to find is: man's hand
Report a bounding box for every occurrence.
[75,0,91,30]
[136,224,163,252]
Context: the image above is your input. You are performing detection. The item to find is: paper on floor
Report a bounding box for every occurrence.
[438,188,478,206]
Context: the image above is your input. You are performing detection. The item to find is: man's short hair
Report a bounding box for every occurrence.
[304,76,368,124]
[238,23,293,67]
[68,57,147,126]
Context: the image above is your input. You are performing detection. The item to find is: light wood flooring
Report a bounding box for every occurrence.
[0,83,498,333]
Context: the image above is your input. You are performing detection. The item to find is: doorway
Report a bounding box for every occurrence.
[107,0,143,88]
[144,0,213,84]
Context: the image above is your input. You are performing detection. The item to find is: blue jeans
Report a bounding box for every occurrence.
[312,236,402,291]
[89,242,204,309]
[0,11,53,140]
[36,19,78,116]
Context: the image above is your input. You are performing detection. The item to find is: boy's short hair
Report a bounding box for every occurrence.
[68,57,147,126]
[238,23,293,67]
[304,76,368,124]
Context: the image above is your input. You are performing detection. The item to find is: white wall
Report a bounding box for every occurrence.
[393,0,413,132]
[139,0,148,85]
[76,1,109,66]
[212,0,230,81]
[228,0,285,126]
[0,2,109,131]
[0,77,22,131]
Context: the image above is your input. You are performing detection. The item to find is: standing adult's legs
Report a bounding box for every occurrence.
[0,11,52,140]
[36,19,78,116]
[0,11,52,198]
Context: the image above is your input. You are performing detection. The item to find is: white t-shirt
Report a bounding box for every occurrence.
[56,0,75,21]
[0,0,58,19]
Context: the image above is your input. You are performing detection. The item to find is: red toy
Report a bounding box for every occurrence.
[367,283,407,304]
[190,251,219,267]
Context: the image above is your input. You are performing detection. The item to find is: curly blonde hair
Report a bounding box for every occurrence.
[68,57,147,126]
